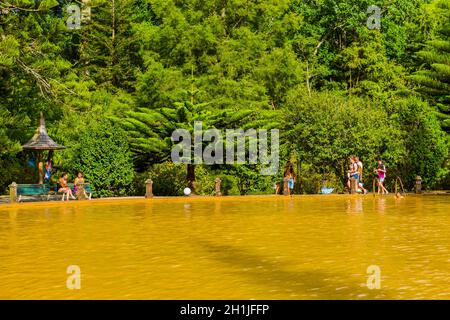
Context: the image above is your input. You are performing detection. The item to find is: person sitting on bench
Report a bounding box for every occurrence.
[58,172,75,201]
[74,171,90,199]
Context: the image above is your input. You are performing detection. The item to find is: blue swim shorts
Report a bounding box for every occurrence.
[288,178,294,189]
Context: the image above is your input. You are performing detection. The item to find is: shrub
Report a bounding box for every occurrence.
[193,165,215,195]
[70,119,135,197]
[143,162,186,196]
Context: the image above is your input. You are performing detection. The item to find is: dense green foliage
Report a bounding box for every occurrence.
[67,119,135,197]
[410,0,450,130]
[0,0,449,195]
[285,92,448,188]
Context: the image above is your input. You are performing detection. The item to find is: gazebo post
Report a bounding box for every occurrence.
[37,152,44,185]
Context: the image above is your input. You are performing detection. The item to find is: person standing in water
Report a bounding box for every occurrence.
[347,157,358,192]
[354,156,368,194]
[375,159,389,194]
[283,161,296,196]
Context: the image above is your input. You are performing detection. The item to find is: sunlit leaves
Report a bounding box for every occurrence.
[38,0,59,11]
[0,35,19,66]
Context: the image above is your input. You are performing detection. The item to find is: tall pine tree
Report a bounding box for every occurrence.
[410,0,450,131]
[79,0,143,91]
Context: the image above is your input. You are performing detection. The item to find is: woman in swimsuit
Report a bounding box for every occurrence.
[283,161,297,196]
[74,171,88,198]
[58,172,76,201]
[375,160,389,194]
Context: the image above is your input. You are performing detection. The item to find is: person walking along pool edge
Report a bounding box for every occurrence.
[347,156,358,193]
[375,159,389,194]
[354,156,368,194]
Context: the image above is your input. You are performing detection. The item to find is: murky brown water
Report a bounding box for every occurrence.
[0,195,449,299]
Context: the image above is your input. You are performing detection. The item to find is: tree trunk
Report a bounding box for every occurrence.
[111,0,118,86]
[296,157,301,194]
[186,164,196,193]
[37,152,44,185]
[306,62,312,97]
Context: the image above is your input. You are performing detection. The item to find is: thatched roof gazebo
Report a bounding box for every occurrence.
[22,113,65,184]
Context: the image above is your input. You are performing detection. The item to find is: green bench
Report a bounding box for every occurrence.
[11,183,94,202]
[63,183,93,200]
[16,184,51,202]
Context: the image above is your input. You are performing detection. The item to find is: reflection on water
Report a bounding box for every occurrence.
[346,197,364,214]
[377,197,386,213]
[0,195,449,299]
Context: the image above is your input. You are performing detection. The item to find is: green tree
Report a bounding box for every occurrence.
[1,0,449,195]
[284,90,405,188]
[76,0,144,91]
[69,119,135,197]
[390,97,449,187]
[120,98,261,192]
[410,0,450,131]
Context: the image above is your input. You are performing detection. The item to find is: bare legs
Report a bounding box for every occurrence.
[60,187,76,201]
[359,182,368,194]
[377,181,389,194]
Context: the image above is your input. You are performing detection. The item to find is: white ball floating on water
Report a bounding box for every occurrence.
[183,187,191,196]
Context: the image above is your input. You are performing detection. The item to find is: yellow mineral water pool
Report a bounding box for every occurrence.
[0,195,449,299]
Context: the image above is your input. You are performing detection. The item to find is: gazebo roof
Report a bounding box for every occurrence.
[22,113,65,150]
